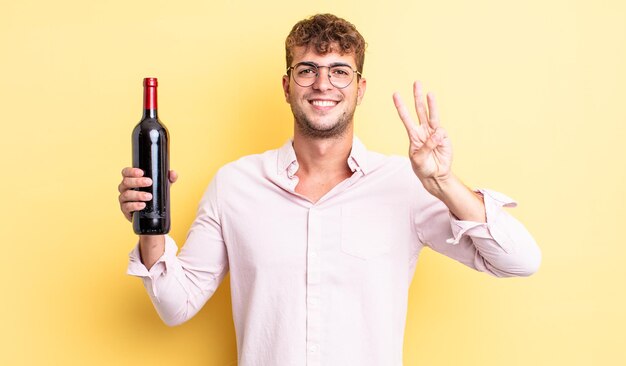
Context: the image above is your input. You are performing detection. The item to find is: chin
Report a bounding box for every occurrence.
[296,116,352,139]
[291,103,355,138]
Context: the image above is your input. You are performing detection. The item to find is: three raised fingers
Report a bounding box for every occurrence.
[396,81,441,134]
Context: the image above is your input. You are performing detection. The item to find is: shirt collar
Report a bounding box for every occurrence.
[277,136,369,177]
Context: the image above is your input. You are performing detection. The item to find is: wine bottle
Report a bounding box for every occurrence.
[132,77,170,235]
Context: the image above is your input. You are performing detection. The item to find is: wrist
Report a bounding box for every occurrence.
[421,174,487,223]
[139,235,166,269]
[421,173,456,199]
[139,234,165,248]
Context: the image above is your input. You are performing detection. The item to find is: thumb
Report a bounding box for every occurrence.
[169,170,178,184]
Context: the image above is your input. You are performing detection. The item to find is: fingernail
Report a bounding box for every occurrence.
[145,193,152,200]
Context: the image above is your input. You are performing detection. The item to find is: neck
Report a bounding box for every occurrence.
[292,124,354,176]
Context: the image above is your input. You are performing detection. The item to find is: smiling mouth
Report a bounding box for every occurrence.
[309,99,339,107]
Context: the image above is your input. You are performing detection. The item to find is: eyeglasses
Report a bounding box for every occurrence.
[286,61,362,89]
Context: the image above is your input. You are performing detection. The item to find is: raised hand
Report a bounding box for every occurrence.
[393,81,453,183]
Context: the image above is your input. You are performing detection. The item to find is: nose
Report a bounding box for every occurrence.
[311,66,334,91]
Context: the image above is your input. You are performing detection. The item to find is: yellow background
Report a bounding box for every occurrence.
[1,0,624,365]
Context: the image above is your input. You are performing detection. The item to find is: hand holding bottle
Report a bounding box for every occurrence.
[118,167,178,222]
[117,168,177,269]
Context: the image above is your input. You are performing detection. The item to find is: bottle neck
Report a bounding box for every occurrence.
[143,84,158,119]
[143,108,158,119]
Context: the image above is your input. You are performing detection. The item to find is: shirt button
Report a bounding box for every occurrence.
[309,298,318,306]
[310,251,318,258]
[309,345,318,353]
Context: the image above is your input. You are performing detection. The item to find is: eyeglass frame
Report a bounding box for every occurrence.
[286,61,363,89]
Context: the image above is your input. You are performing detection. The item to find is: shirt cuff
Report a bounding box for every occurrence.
[126,235,178,279]
[446,189,517,251]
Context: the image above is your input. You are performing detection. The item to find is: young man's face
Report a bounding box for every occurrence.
[282,45,366,139]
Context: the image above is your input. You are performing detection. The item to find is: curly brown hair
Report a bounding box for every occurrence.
[285,14,367,74]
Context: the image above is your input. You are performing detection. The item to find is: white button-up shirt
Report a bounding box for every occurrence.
[127,137,541,366]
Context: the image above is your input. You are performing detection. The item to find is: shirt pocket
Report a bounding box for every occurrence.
[340,205,395,260]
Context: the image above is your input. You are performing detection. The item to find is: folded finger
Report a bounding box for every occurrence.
[118,177,153,193]
[121,167,144,178]
[119,190,152,203]
[121,201,146,220]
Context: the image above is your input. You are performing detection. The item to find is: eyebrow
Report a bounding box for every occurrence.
[298,61,353,68]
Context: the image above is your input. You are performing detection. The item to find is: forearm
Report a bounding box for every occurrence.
[129,234,222,327]
[421,173,486,223]
[139,235,166,270]
[418,183,541,277]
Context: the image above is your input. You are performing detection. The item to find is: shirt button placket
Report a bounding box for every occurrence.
[306,208,321,366]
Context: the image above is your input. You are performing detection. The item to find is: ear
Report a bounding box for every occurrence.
[282,75,291,103]
[356,77,367,105]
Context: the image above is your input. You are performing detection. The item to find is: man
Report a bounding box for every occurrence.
[118,13,541,366]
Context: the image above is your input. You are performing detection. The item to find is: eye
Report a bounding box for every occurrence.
[331,67,351,77]
[296,66,317,76]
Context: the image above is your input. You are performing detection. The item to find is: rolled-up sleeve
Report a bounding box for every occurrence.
[126,173,229,326]
[127,235,181,301]
[418,188,541,277]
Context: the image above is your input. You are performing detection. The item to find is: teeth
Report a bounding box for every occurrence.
[311,100,337,107]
